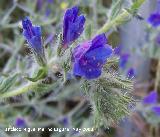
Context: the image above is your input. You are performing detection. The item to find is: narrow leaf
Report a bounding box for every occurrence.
[25,68,48,82]
[0,73,19,93]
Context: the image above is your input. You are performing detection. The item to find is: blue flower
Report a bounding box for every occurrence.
[113,45,122,55]
[22,17,43,54]
[47,0,54,3]
[127,68,135,78]
[151,106,160,116]
[72,33,112,80]
[59,117,69,127]
[45,8,51,17]
[119,53,130,69]
[37,0,43,11]
[15,117,26,128]
[22,17,46,66]
[148,13,160,27]
[113,45,130,69]
[143,91,157,104]
[62,6,85,47]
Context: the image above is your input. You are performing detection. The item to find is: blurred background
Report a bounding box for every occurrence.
[0,0,160,137]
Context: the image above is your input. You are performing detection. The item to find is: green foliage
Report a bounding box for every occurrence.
[131,0,145,12]
[109,0,124,21]
[85,23,93,39]
[0,73,19,93]
[97,0,146,34]
[25,67,48,82]
[92,88,133,128]
[0,0,146,136]
[82,58,135,129]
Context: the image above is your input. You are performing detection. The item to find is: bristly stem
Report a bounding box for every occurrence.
[1,82,39,98]
[63,70,67,83]
[97,0,145,34]
[0,81,59,98]
[97,10,131,34]
[0,0,146,99]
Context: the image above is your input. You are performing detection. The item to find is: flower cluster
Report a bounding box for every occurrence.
[114,45,135,78]
[72,33,112,79]
[22,17,46,66]
[148,13,160,27]
[62,6,85,47]
[143,91,160,116]
[15,117,27,128]
[22,6,112,80]
[143,91,157,104]
[127,68,135,78]
[147,0,160,27]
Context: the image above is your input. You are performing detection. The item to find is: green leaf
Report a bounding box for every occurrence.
[105,57,119,68]
[85,71,135,128]
[131,0,145,12]
[25,67,48,82]
[109,0,123,20]
[85,23,93,39]
[97,73,133,91]
[92,88,134,128]
[0,73,19,93]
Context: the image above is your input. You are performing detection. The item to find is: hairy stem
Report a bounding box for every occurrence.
[97,0,145,34]
[97,10,131,34]
[1,80,59,98]
[0,0,146,98]
[1,82,38,98]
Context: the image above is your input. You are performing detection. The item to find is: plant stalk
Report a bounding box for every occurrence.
[0,0,146,98]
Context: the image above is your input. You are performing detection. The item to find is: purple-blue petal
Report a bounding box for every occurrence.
[33,26,42,36]
[84,57,104,68]
[73,42,91,60]
[143,91,157,104]
[86,45,112,60]
[22,17,44,55]
[151,106,160,116]
[72,34,112,80]
[114,45,122,55]
[22,17,35,39]
[64,6,79,22]
[127,68,135,78]
[148,12,160,27]
[15,117,26,128]
[73,61,84,76]
[47,0,54,3]
[119,53,130,69]
[45,8,51,17]
[37,0,43,11]
[29,36,43,54]
[59,116,69,127]
[91,33,107,49]
[84,67,101,79]
[23,30,31,40]
[63,6,85,46]
[22,17,33,30]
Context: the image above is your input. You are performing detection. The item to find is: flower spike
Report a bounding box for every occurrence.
[22,17,46,66]
[62,6,85,47]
